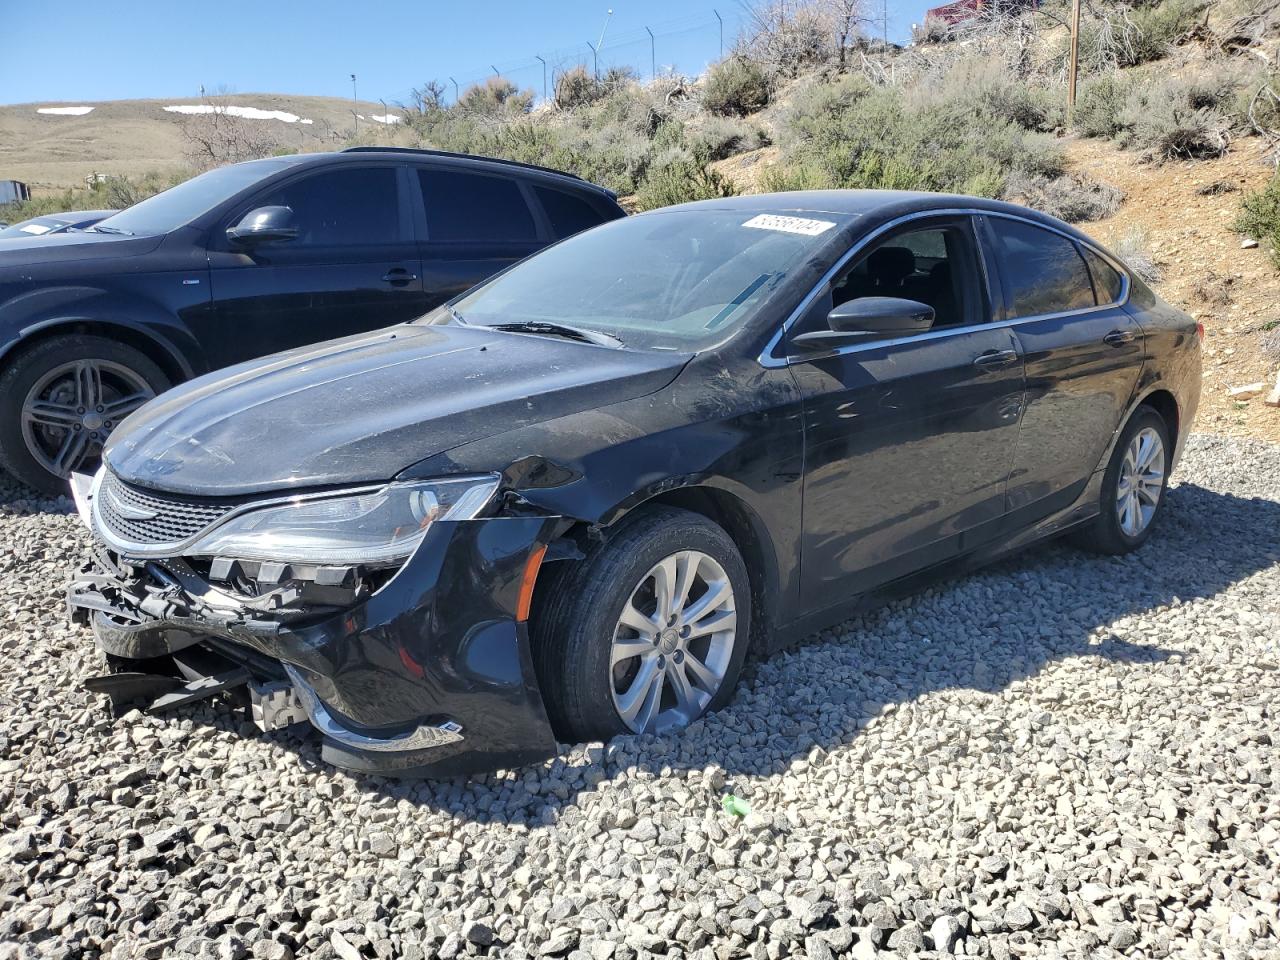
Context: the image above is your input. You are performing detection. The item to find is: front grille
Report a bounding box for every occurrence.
[95,471,237,548]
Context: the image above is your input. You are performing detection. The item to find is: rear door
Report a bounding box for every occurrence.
[980,215,1144,523]
[412,165,546,310]
[791,216,1026,609]
[206,163,425,367]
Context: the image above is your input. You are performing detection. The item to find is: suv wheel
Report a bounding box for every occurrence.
[1071,405,1172,555]
[0,335,168,495]
[532,506,752,743]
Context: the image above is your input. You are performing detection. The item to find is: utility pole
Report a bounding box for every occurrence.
[713,8,724,58]
[1067,0,1081,122]
[645,26,656,80]
[536,55,547,102]
[350,74,358,135]
[449,76,459,104]
[882,0,889,50]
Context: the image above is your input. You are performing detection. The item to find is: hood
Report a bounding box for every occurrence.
[0,231,163,269]
[105,323,689,496]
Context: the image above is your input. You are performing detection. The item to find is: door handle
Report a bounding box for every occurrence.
[1103,329,1136,346]
[381,268,419,284]
[973,349,1019,369]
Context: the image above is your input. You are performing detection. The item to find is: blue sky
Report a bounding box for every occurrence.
[1,1,932,107]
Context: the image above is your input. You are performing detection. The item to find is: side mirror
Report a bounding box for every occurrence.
[226,206,298,246]
[792,296,936,349]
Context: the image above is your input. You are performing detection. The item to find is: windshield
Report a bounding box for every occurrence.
[92,160,291,236]
[437,209,849,351]
[0,217,65,238]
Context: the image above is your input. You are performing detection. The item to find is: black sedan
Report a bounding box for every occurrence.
[68,191,1201,777]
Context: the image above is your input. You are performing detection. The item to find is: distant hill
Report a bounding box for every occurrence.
[0,94,411,193]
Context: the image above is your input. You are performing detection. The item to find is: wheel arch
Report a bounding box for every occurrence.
[1136,386,1179,443]
[2,318,194,386]
[543,482,783,656]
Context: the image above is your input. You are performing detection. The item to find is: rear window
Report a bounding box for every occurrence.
[990,218,1095,318]
[1082,247,1125,304]
[534,185,605,238]
[418,168,537,243]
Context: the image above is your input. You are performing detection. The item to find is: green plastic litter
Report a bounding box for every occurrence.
[721,794,751,817]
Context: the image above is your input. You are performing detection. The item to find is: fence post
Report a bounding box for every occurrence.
[536,55,547,102]
[646,27,656,80]
[1067,0,1081,123]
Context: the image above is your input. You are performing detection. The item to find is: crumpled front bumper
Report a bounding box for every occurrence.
[68,503,562,778]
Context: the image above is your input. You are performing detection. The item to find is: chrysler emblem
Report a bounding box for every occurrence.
[103,486,158,521]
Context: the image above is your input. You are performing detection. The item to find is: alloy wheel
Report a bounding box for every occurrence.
[20,359,155,479]
[609,549,738,735]
[1116,426,1165,537]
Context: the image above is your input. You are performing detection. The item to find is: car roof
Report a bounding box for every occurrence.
[247,148,616,199]
[657,190,1099,247]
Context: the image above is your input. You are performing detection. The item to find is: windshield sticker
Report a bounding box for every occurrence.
[742,214,835,236]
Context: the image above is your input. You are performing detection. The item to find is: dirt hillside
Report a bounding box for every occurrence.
[1067,136,1280,441]
[0,95,409,192]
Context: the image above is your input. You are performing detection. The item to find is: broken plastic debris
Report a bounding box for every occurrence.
[721,794,751,817]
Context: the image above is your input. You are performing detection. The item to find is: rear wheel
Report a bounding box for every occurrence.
[0,335,167,495]
[1071,405,1171,555]
[532,506,752,743]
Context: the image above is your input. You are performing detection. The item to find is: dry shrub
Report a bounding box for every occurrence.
[701,58,772,117]
[1004,172,1124,223]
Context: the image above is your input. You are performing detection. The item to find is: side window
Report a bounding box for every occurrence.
[533,185,604,238]
[989,218,1095,317]
[418,168,537,243]
[829,223,980,329]
[254,167,399,246]
[1081,247,1125,305]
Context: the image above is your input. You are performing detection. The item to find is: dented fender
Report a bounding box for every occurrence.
[74,514,562,777]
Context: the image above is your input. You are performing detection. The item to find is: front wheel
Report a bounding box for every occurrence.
[1071,405,1172,555]
[0,335,168,495]
[532,506,752,744]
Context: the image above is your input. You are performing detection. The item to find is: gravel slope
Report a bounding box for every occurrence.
[1,434,1277,960]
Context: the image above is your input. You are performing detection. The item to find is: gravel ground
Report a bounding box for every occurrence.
[1,433,1277,960]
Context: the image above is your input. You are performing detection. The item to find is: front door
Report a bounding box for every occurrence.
[792,217,1025,610]
[206,164,425,369]
[979,215,1145,522]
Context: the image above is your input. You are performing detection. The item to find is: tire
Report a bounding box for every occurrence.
[532,506,752,744]
[1070,405,1172,555]
[0,335,169,496]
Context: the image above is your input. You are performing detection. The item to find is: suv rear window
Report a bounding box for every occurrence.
[534,185,604,238]
[418,168,537,243]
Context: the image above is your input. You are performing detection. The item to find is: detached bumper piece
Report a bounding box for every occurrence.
[68,516,560,777]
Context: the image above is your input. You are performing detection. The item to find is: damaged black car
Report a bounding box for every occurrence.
[68,191,1201,777]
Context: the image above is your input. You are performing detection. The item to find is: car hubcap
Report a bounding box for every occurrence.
[20,360,154,480]
[1116,426,1165,537]
[610,550,737,735]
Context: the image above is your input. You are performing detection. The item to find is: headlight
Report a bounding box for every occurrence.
[185,475,500,565]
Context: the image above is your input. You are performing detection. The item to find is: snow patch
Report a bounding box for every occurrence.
[164,104,314,124]
[37,106,94,116]
[355,113,402,125]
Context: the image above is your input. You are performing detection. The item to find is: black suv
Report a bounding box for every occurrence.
[0,148,624,492]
